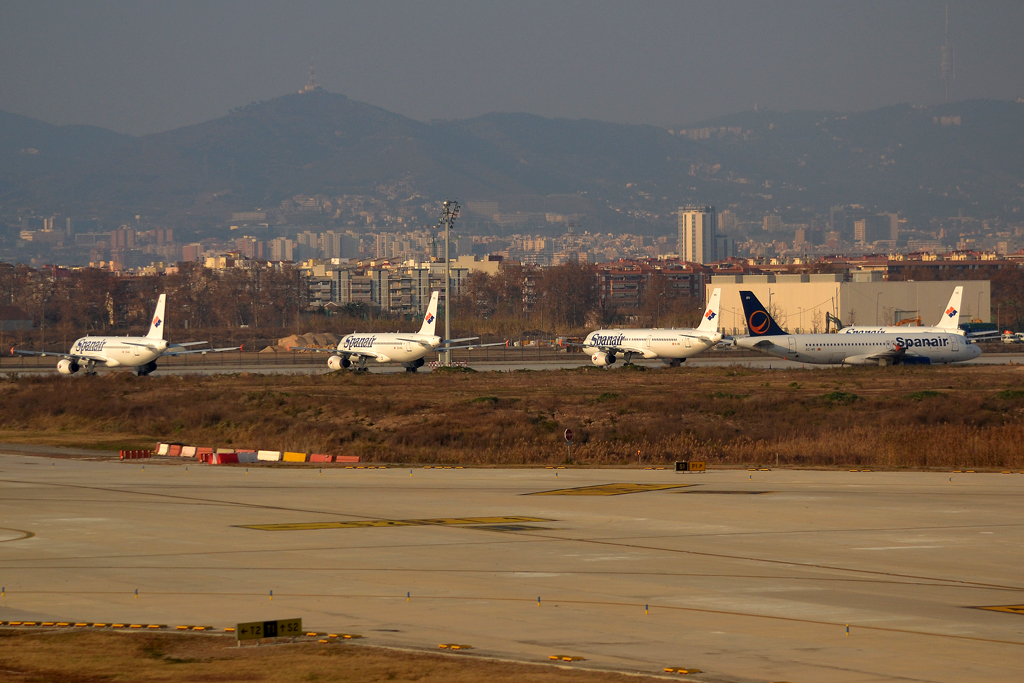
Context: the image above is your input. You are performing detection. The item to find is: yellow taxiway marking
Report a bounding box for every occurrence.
[238,516,552,531]
[529,483,695,496]
[976,605,1024,615]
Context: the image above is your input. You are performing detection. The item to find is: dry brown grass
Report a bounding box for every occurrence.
[2,365,1024,469]
[0,629,643,683]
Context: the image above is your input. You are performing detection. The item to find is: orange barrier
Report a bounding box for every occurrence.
[119,450,152,460]
[336,456,360,463]
[166,444,182,457]
[309,454,334,463]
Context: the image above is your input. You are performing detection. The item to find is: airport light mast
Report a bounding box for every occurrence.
[438,200,460,367]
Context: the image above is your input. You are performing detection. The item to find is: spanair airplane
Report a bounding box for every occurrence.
[735,290,981,366]
[582,288,723,367]
[10,294,240,376]
[837,286,964,335]
[294,291,503,372]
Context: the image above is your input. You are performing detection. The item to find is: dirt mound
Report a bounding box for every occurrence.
[261,332,340,353]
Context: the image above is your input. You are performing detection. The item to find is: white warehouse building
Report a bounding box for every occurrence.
[708,274,990,336]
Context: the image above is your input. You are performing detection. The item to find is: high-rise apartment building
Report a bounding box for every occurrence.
[762,214,782,232]
[678,205,718,264]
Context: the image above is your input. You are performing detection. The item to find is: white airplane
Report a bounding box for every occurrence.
[10,294,240,375]
[735,290,981,366]
[836,286,964,335]
[295,291,503,372]
[582,288,723,367]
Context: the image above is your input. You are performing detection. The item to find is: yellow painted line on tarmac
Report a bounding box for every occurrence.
[976,605,1024,615]
[528,483,695,496]
[237,516,553,531]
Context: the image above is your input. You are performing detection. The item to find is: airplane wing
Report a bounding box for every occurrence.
[859,345,909,363]
[676,332,722,344]
[437,340,510,351]
[122,341,162,351]
[588,343,649,356]
[162,345,241,356]
[395,336,480,346]
[966,330,1001,341]
[10,348,83,362]
[289,345,384,360]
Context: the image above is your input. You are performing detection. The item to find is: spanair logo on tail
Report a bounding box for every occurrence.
[946,306,957,318]
[152,316,162,329]
[425,312,435,324]
[705,310,716,321]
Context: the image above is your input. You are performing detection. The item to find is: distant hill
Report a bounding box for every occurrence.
[2,92,1022,228]
[0,110,130,196]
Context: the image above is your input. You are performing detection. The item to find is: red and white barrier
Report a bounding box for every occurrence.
[119,450,152,460]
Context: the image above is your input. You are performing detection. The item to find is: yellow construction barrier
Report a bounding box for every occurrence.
[282,452,308,463]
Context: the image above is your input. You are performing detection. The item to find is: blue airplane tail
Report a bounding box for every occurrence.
[738,291,787,337]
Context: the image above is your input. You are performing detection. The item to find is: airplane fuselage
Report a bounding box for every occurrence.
[838,326,963,335]
[337,333,442,364]
[582,329,722,363]
[736,332,980,365]
[70,336,167,367]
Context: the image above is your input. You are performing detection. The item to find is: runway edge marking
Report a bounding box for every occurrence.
[237,516,553,531]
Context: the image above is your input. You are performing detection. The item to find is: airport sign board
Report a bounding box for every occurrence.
[235,618,302,640]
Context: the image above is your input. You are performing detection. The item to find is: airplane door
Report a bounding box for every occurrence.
[950,335,959,352]
[683,337,692,349]
[133,344,140,357]
[788,337,796,354]
[645,335,652,348]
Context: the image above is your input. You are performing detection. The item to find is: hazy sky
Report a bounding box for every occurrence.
[1,1,1022,136]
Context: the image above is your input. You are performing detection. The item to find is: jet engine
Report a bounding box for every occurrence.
[591,352,616,367]
[56,359,80,375]
[327,355,351,371]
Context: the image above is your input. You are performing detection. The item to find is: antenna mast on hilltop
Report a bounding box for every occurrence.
[301,58,319,94]
[940,3,955,104]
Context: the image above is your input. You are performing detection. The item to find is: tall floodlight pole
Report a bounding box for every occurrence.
[438,200,460,366]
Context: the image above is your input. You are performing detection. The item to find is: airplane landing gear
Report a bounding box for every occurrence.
[403,357,425,373]
[136,361,158,376]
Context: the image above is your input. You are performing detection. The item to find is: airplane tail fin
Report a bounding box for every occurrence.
[418,291,440,335]
[697,288,722,333]
[146,294,167,340]
[739,291,787,337]
[936,286,963,330]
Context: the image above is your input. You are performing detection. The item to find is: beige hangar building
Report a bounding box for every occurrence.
[708,273,990,336]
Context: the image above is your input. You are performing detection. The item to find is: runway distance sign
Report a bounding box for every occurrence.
[236,618,302,640]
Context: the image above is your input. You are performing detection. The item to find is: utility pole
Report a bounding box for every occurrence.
[437,200,460,366]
